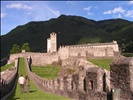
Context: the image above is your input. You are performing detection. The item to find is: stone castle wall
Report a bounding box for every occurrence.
[110,57,133,100]
[58,46,69,60]
[58,42,118,60]
[1,58,18,99]
[8,52,59,66]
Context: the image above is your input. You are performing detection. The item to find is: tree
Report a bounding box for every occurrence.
[125,41,133,53]
[21,43,30,52]
[10,44,21,54]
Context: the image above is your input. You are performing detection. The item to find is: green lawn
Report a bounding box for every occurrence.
[122,53,133,57]
[0,62,15,72]
[7,58,70,100]
[31,65,61,80]
[88,58,113,70]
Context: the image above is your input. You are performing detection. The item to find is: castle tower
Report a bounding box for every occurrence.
[47,32,57,53]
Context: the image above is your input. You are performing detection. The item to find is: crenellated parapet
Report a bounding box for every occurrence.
[50,32,56,36]
[58,42,118,59]
[58,45,70,60]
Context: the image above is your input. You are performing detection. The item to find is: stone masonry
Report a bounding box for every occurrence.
[110,57,133,100]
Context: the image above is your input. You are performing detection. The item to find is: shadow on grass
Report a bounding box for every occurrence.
[29,90,37,93]
[10,97,20,100]
[6,77,18,100]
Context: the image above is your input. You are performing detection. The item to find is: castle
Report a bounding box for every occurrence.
[4,32,133,100]
[8,32,120,65]
[48,32,120,59]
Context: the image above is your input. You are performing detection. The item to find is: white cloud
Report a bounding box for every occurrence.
[103,6,133,18]
[125,10,133,17]
[66,1,76,6]
[129,1,133,5]
[112,7,125,14]
[103,6,125,15]
[1,13,6,18]
[84,6,94,16]
[113,14,122,19]
[103,10,112,14]
[6,3,33,10]
[84,6,92,11]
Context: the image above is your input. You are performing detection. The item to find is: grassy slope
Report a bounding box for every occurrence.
[31,65,61,80]
[7,58,70,100]
[0,62,15,72]
[88,59,113,70]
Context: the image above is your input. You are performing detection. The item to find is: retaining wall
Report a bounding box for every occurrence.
[1,58,19,100]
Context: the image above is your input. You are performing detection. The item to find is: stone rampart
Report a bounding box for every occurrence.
[25,57,107,100]
[58,46,69,60]
[1,58,18,100]
[110,57,133,100]
[58,43,118,60]
[60,57,111,92]
[8,52,59,66]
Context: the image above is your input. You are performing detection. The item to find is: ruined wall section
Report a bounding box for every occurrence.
[129,58,133,93]
[24,57,107,100]
[61,57,111,92]
[110,57,133,100]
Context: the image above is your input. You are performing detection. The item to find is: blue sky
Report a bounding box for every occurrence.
[1,1,133,35]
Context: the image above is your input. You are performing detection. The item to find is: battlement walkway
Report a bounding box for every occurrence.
[6,58,70,100]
